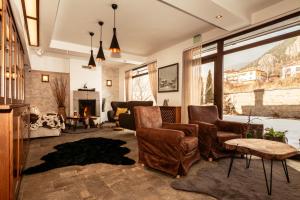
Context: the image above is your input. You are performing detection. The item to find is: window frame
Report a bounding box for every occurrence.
[200,11,300,118]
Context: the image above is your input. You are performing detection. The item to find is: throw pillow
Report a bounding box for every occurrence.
[115,107,128,117]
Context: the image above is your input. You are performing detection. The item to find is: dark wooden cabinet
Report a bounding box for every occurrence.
[159,106,181,123]
[0,104,30,200]
[0,0,29,199]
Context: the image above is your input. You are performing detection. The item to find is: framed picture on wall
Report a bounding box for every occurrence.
[41,74,49,82]
[106,80,112,87]
[158,63,179,93]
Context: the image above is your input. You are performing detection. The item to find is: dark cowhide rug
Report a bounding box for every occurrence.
[24,137,135,174]
[171,158,300,200]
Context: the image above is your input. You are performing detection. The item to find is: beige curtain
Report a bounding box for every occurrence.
[125,70,133,101]
[182,45,202,123]
[147,62,158,103]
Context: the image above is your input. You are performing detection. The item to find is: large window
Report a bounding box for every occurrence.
[131,66,154,101]
[198,60,215,105]
[200,12,300,148]
[223,35,300,148]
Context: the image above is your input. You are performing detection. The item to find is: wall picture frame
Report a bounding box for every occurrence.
[41,74,49,82]
[158,63,179,93]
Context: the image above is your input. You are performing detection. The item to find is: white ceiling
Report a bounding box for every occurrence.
[36,0,299,67]
[52,0,213,56]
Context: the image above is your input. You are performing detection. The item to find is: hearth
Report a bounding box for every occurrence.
[79,100,96,117]
[73,90,100,116]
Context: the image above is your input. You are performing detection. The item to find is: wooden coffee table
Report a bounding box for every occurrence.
[224,138,298,195]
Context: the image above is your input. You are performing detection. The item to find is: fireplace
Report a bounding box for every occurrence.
[79,100,96,117]
[73,90,100,116]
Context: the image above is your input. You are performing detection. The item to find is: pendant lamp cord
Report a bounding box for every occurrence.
[114,9,116,28]
[90,35,92,50]
[100,25,102,41]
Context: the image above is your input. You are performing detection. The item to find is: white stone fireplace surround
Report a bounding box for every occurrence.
[73,90,100,116]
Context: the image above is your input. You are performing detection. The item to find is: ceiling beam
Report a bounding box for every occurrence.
[49,40,146,65]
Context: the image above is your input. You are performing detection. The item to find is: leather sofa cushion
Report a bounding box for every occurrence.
[181,137,198,154]
[217,131,241,143]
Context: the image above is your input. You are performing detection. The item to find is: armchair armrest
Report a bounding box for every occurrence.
[190,120,218,135]
[162,123,198,137]
[216,120,247,136]
[137,127,184,146]
[107,110,115,122]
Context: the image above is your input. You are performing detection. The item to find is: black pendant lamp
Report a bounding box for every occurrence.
[96,21,105,62]
[88,32,96,67]
[109,4,121,53]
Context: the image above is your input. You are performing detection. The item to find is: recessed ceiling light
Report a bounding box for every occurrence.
[216,15,223,19]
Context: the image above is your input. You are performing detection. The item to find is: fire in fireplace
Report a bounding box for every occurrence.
[79,100,96,117]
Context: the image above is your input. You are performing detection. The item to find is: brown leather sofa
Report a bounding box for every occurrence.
[107,101,128,122]
[134,106,200,177]
[188,105,249,159]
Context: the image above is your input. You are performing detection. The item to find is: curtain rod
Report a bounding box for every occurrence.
[125,60,157,72]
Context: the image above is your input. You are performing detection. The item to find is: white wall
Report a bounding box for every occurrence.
[101,66,121,121]
[69,58,102,115]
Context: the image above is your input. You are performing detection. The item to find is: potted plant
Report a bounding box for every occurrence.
[264,128,288,143]
[51,76,67,121]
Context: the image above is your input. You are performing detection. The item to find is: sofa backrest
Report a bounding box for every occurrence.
[134,106,162,129]
[128,101,153,115]
[111,101,128,112]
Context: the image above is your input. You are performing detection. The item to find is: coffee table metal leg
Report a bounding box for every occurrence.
[262,158,273,195]
[245,154,252,169]
[281,160,290,183]
[227,146,238,178]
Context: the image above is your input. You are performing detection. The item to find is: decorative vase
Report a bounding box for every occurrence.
[58,106,67,121]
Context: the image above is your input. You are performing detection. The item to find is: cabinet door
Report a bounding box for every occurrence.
[13,110,21,195]
[21,106,30,170]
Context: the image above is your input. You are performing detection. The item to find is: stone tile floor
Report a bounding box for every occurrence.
[19,127,300,200]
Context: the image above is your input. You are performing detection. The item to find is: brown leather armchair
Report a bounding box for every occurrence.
[188,105,248,160]
[134,106,200,177]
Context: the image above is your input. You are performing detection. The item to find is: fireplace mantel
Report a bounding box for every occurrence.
[73,90,100,116]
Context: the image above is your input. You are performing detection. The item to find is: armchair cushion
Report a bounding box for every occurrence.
[181,137,198,153]
[217,131,241,144]
[137,128,185,160]
[162,123,198,137]
[216,120,247,135]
